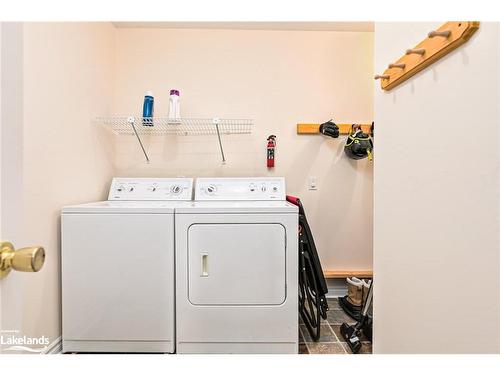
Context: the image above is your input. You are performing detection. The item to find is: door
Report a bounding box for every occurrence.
[1,22,46,354]
[188,223,287,305]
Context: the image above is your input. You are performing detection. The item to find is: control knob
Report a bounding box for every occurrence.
[171,185,182,195]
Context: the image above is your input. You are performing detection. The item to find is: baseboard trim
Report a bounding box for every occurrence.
[43,336,62,354]
[326,278,347,298]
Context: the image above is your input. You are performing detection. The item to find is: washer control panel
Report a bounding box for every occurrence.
[108,178,193,201]
[195,177,286,201]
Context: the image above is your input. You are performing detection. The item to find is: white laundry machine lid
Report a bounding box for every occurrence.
[61,200,194,214]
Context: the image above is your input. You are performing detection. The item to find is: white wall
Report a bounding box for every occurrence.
[16,22,115,345]
[374,22,500,353]
[112,28,374,271]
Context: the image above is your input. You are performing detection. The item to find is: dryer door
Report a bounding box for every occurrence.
[188,223,286,305]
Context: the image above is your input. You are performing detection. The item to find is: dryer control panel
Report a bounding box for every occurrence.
[195,177,286,201]
[108,178,193,200]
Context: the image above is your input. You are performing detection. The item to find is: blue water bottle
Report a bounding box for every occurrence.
[142,91,154,126]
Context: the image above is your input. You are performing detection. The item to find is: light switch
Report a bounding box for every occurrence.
[308,177,318,191]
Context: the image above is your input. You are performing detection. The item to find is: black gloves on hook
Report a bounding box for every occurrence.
[319,119,340,139]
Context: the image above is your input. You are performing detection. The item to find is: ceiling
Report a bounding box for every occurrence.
[112,22,374,32]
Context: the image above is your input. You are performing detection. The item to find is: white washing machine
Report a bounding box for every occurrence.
[61,177,193,353]
[175,177,298,354]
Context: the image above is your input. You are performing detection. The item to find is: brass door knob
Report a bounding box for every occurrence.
[0,241,45,279]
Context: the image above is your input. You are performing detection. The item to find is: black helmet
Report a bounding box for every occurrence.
[344,124,373,161]
[319,119,340,138]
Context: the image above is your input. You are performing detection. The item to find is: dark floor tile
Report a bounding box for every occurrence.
[300,324,337,343]
[330,325,346,342]
[327,298,341,310]
[327,309,357,325]
[307,342,346,354]
[341,342,373,354]
[299,343,309,354]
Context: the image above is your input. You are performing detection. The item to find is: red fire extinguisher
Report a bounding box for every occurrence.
[267,135,276,168]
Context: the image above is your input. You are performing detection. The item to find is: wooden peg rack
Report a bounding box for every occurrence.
[297,123,372,135]
[323,269,373,279]
[376,21,480,91]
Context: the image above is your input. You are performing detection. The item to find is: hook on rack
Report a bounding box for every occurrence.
[374,74,390,80]
[428,29,451,38]
[405,48,426,55]
[388,63,406,69]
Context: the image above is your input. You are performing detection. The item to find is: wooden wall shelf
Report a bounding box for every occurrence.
[323,270,373,279]
[375,21,480,91]
[297,123,372,135]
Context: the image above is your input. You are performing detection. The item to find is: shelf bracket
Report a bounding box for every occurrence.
[213,118,226,164]
[128,116,150,162]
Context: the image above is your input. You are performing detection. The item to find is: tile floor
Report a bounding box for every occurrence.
[299,297,372,354]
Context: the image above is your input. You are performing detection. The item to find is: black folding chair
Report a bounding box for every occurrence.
[287,196,329,341]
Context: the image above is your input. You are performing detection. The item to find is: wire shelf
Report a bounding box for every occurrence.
[96,116,254,136]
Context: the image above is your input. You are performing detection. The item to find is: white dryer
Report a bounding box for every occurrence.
[175,177,298,354]
[61,178,193,353]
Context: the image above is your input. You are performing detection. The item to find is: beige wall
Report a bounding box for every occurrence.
[112,28,374,270]
[3,23,373,347]
[1,22,28,348]
[374,22,500,353]
[18,22,114,345]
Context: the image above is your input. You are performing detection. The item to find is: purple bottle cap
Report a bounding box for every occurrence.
[170,89,180,96]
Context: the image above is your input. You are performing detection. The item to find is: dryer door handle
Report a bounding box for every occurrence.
[201,253,209,277]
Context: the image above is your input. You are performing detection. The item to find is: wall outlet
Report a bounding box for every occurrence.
[308,176,318,191]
